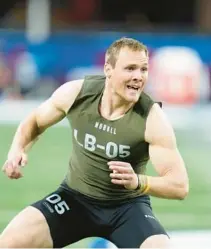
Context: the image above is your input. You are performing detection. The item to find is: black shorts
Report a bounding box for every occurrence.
[31,184,168,248]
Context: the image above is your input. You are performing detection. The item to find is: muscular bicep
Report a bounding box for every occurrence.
[34,79,83,132]
[146,103,188,180]
[34,98,65,132]
[149,142,186,179]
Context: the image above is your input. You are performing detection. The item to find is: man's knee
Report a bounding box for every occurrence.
[140,234,171,248]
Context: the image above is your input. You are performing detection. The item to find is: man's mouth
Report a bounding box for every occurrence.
[126,85,140,91]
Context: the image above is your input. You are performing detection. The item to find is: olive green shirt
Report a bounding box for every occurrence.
[64,75,155,201]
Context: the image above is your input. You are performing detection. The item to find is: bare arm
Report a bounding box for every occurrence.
[144,103,189,199]
[8,79,83,155]
[108,104,189,199]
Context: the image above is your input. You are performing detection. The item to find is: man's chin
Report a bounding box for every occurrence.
[124,94,140,103]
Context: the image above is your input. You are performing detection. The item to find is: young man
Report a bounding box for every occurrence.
[1,38,189,248]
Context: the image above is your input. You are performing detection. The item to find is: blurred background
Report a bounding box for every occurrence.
[0,0,211,248]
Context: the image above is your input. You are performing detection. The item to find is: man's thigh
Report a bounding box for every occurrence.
[0,206,52,248]
[109,201,168,248]
[31,187,98,248]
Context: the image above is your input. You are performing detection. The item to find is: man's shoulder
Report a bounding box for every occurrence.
[67,75,105,112]
[145,103,176,146]
[134,92,155,118]
[80,75,105,95]
[140,92,161,106]
[51,79,84,114]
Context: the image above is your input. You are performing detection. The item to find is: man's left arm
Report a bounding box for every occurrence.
[144,103,189,199]
[109,103,189,200]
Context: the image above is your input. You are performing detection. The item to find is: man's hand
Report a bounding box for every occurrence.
[108,161,138,190]
[2,150,28,179]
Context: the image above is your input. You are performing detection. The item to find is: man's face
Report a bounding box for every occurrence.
[106,47,149,103]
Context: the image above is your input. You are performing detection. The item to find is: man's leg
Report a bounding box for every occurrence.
[109,201,170,248]
[0,206,53,248]
[0,187,98,248]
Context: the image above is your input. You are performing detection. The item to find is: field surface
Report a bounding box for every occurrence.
[0,124,211,247]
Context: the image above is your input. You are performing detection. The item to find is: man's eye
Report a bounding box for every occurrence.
[127,67,134,71]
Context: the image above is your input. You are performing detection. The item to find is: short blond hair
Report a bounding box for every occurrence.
[105,37,148,68]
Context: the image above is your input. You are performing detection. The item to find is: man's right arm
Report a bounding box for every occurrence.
[9,79,84,154]
[2,79,83,179]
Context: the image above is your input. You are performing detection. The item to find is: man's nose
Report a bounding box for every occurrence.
[132,69,142,81]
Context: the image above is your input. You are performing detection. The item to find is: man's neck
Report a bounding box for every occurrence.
[99,85,134,121]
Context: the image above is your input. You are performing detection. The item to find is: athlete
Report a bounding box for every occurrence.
[0,37,189,248]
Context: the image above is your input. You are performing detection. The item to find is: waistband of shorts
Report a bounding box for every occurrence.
[60,181,151,207]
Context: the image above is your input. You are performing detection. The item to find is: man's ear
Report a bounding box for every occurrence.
[104,63,112,78]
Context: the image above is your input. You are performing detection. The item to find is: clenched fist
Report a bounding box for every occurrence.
[108,161,138,190]
[2,150,28,179]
